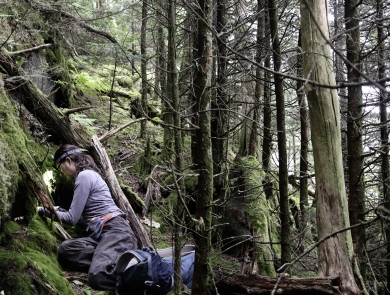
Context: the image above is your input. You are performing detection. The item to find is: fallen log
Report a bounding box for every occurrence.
[0,49,88,147]
[215,272,340,295]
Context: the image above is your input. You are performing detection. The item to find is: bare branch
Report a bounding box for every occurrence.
[62,106,93,116]
[7,44,52,56]
[98,117,147,143]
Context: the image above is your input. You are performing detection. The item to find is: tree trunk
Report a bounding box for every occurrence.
[191,0,214,294]
[297,31,309,234]
[261,7,273,202]
[345,0,366,282]
[211,0,228,195]
[299,1,362,294]
[268,0,291,266]
[167,0,187,293]
[331,0,347,156]
[248,0,264,157]
[376,0,389,292]
[140,0,148,138]
[154,1,166,101]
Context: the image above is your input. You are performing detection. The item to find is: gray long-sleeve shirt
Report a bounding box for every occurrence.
[56,170,121,225]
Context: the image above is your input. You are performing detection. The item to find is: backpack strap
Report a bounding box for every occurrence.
[115,250,152,295]
[141,247,158,284]
[116,250,147,274]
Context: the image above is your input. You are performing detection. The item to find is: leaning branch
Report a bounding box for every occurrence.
[277,216,380,273]
[7,43,52,56]
[62,106,93,116]
[98,117,147,143]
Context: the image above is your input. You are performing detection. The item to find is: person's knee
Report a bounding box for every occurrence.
[57,239,73,263]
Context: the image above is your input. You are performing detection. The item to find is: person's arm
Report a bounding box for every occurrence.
[38,174,91,225]
[56,172,92,225]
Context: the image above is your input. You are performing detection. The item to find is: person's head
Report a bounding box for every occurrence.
[54,144,101,178]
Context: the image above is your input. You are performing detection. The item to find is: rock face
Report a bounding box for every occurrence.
[23,52,55,98]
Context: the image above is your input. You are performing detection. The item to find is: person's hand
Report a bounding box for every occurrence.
[54,206,67,212]
[37,206,45,216]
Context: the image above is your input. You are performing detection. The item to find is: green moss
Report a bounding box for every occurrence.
[3,220,21,234]
[0,83,25,226]
[233,156,277,276]
[211,251,241,273]
[0,218,76,295]
[75,72,111,93]
[3,273,32,294]
[184,174,198,193]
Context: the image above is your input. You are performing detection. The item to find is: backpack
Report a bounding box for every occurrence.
[115,245,195,295]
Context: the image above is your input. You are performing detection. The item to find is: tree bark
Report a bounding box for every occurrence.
[345,0,366,282]
[299,1,362,294]
[215,272,340,295]
[211,0,228,195]
[248,0,263,157]
[140,0,148,138]
[376,0,390,292]
[297,31,309,233]
[268,0,291,266]
[191,0,214,294]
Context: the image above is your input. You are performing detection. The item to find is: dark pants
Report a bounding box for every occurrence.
[58,215,137,290]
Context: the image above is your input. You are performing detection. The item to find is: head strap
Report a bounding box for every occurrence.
[56,149,81,164]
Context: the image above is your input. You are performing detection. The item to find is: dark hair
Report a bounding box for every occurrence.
[54,144,102,175]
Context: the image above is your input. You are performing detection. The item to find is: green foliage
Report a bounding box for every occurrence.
[75,71,111,94]
[70,113,97,137]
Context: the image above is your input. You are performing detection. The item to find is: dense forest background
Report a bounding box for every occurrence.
[0,0,390,294]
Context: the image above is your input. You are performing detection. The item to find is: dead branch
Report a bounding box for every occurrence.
[98,117,146,143]
[54,223,72,240]
[19,163,60,221]
[0,49,88,146]
[278,216,379,273]
[288,175,315,198]
[7,44,52,56]
[62,106,93,116]
[107,90,134,99]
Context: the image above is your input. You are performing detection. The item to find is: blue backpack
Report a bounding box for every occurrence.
[115,245,195,295]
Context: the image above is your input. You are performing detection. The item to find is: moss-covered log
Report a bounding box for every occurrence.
[215,272,339,294]
[0,49,87,146]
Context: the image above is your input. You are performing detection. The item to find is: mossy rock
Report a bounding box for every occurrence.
[0,218,76,295]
